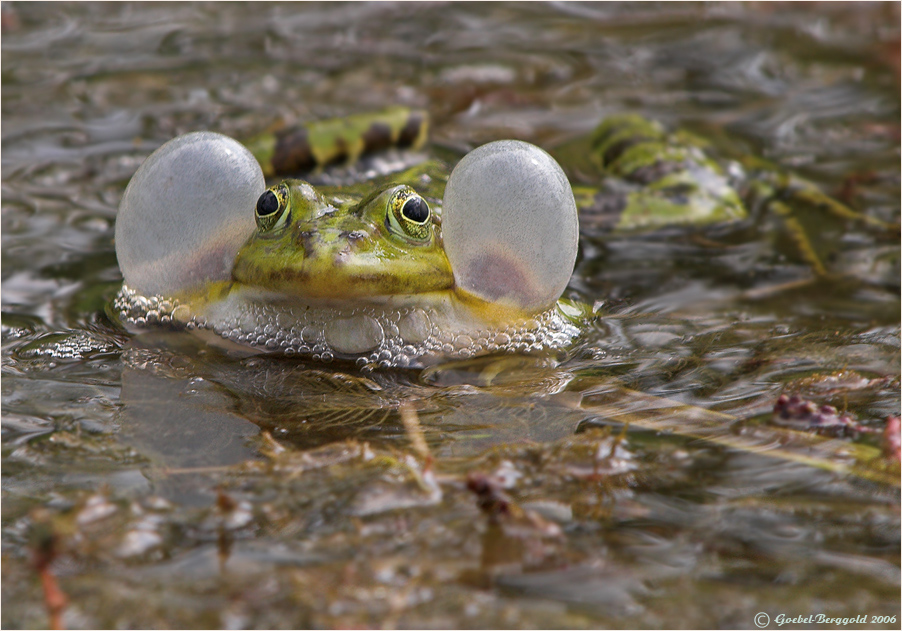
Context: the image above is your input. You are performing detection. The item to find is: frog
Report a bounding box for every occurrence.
[114,108,887,369]
[114,110,582,369]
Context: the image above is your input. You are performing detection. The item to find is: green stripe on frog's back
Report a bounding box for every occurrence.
[247,108,429,177]
[580,114,747,231]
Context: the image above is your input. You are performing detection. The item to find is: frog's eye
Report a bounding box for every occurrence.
[255,183,290,231]
[401,196,429,223]
[386,187,431,242]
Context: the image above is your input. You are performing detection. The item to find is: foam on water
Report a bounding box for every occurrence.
[114,285,579,369]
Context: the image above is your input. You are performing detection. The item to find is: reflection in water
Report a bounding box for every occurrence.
[119,334,589,474]
[119,336,260,504]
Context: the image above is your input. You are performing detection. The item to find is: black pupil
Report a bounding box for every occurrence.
[401,197,429,223]
[257,190,280,216]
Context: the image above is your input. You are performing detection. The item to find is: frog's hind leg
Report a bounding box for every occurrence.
[246,107,429,178]
[746,169,899,285]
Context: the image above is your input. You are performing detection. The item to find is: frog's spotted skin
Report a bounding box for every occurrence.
[246,107,429,177]
[231,180,454,300]
[575,114,893,275]
[572,114,747,231]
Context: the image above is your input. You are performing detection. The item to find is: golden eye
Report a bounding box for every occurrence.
[386,186,431,242]
[255,183,290,231]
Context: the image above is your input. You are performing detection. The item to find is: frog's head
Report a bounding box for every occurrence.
[116,134,578,323]
[232,180,453,301]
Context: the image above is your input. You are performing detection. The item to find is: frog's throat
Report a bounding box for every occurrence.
[114,282,579,369]
[179,280,540,325]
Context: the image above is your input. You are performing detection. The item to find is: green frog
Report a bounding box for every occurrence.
[115,109,583,368]
[114,108,880,369]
